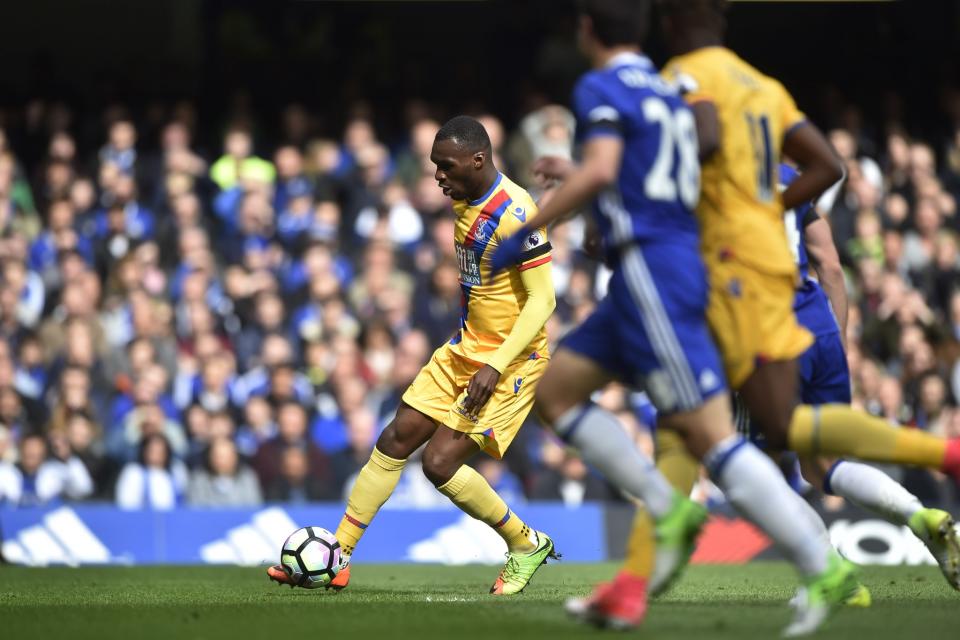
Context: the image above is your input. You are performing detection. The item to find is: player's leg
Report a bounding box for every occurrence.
[796,337,959,590]
[742,354,960,588]
[537,349,679,523]
[706,259,860,635]
[420,425,556,595]
[731,270,960,477]
[421,425,539,555]
[334,403,437,557]
[535,282,703,628]
[542,348,694,628]
[268,402,436,588]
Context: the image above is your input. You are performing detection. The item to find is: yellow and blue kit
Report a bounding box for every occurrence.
[402,172,553,458]
[663,46,814,388]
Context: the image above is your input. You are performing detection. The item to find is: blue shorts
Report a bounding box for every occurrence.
[738,329,851,447]
[560,243,726,414]
[798,330,851,404]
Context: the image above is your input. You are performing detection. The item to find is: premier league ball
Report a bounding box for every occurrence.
[279,527,342,589]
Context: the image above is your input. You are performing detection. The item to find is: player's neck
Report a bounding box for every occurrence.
[671,30,723,56]
[593,45,642,69]
[468,168,500,203]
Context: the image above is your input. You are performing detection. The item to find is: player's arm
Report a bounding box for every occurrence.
[690,101,720,161]
[462,248,556,417]
[781,125,843,211]
[527,136,622,231]
[804,213,848,345]
[667,67,718,161]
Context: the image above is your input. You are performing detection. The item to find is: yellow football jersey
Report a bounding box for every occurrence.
[663,46,806,275]
[448,172,552,365]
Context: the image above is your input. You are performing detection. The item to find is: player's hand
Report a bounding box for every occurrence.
[490,231,526,276]
[533,156,575,185]
[583,225,604,262]
[463,364,501,419]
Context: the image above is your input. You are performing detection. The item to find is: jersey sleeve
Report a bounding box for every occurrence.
[663,58,713,106]
[573,75,624,141]
[517,226,552,271]
[495,198,552,271]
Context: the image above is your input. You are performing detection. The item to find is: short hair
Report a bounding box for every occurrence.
[435,116,491,154]
[578,0,651,47]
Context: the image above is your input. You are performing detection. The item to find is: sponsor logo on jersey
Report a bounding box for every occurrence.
[455,242,482,286]
[513,377,523,394]
[513,206,526,222]
[521,230,543,252]
[474,219,488,241]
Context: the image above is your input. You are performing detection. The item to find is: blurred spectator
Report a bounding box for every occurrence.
[0,90,958,509]
[265,445,336,502]
[253,401,333,490]
[209,126,275,192]
[0,433,93,506]
[108,402,187,463]
[530,442,612,506]
[186,437,262,507]
[115,433,187,510]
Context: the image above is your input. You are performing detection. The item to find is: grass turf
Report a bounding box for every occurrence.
[1,562,957,639]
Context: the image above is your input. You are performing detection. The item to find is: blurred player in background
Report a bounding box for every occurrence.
[655,0,960,488]
[492,1,855,634]
[751,164,959,591]
[268,116,560,595]
[617,0,960,629]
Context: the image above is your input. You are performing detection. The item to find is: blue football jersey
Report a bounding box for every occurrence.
[573,52,701,261]
[780,164,839,337]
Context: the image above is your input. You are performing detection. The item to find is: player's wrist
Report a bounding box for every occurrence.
[484,360,505,376]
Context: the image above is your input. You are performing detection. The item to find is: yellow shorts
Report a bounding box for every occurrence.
[706,254,814,389]
[401,344,547,459]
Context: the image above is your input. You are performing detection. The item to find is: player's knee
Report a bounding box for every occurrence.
[421,449,457,487]
[757,419,790,450]
[533,380,566,427]
[375,422,414,460]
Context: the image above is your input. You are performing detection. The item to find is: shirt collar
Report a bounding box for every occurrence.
[605,51,653,69]
[469,172,503,206]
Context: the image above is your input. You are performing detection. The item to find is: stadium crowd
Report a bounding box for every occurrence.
[0,94,958,511]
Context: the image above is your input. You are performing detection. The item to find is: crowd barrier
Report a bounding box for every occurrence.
[0,503,940,567]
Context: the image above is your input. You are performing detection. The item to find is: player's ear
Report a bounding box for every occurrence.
[473,151,485,169]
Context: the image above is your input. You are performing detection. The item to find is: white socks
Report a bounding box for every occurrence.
[706,436,831,577]
[825,460,923,525]
[556,402,675,518]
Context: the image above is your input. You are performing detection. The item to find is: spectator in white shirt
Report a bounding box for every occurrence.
[115,433,187,510]
[0,433,93,506]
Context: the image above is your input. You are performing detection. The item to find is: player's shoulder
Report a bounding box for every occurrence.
[496,174,538,232]
[577,54,675,101]
[667,46,758,94]
[498,174,535,207]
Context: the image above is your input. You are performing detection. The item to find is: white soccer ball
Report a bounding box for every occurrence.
[280,526,342,589]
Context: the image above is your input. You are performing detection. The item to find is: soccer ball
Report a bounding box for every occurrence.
[279,527,342,589]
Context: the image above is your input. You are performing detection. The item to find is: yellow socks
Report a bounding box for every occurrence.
[622,429,701,579]
[788,404,948,469]
[438,465,536,553]
[655,428,701,496]
[335,447,406,556]
[623,510,655,578]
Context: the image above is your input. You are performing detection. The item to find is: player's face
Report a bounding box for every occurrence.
[430,138,481,201]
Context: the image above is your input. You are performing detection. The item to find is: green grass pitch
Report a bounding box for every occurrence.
[2,562,957,639]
